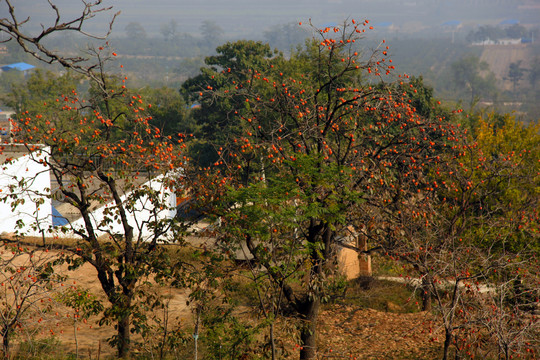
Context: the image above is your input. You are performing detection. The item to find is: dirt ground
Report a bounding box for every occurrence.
[0,245,193,359]
[316,306,443,359]
[44,261,192,359]
[35,296,444,360]
[2,245,445,359]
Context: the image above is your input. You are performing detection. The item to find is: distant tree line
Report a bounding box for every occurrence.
[466,24,532,43]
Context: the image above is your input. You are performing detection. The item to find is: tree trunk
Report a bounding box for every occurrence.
[504,343,510,360]
[297,221,330,360]
[117,312,131,359]
[422,276,432,312]
[442,328,452,360]
[74,320,79,359]
[2,332,9,360]
[270,322,276,360]
[299,297,320,360]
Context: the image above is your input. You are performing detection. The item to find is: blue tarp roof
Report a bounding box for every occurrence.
[442,20,461,26]
[1,62,35,71]
[52,205,69,227]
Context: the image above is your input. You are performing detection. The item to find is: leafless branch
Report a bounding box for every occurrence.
[0,0,119,76]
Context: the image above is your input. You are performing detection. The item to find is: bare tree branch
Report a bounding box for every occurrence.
[0,0,119,76]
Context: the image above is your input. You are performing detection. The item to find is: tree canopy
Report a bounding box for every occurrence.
[188,20,499,360]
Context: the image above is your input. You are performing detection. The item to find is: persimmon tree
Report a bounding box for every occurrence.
[189,20,467,359]
[0,244,63,360]
[389,113,539,359]
[58,286,104,359]
[1,1,189,358]
[392,147,538,359]
[5,73,188,358]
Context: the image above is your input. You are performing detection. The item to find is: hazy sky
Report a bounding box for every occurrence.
[2,0,539,38]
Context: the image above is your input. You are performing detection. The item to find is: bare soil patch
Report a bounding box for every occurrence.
[480,44,533,90]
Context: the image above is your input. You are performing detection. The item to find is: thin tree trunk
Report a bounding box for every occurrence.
[270,321,276,360]
[442,328,452,360]
[74,320,79,359]
[299,297,320,360]
[422,276,432,312]
[2,332,9,360]
[159,300,169,360]
[193,306,200,360]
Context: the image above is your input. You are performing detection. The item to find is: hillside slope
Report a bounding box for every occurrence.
[480,44,534,90]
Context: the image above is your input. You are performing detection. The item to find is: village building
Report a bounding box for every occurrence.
[0,145,177,240]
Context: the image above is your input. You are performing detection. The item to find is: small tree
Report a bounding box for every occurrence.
[1,1,189,357]
[527,57,540,90]
[160,19,178,42]
[124,22,147,41]
[506,61,525,92]
[57,287,104,360]
[199,20,223,50]
[0,244,63,360]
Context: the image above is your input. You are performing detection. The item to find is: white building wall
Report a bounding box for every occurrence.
[0,148,53,236]
[56,175,177,241]
[1,146,177,241]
